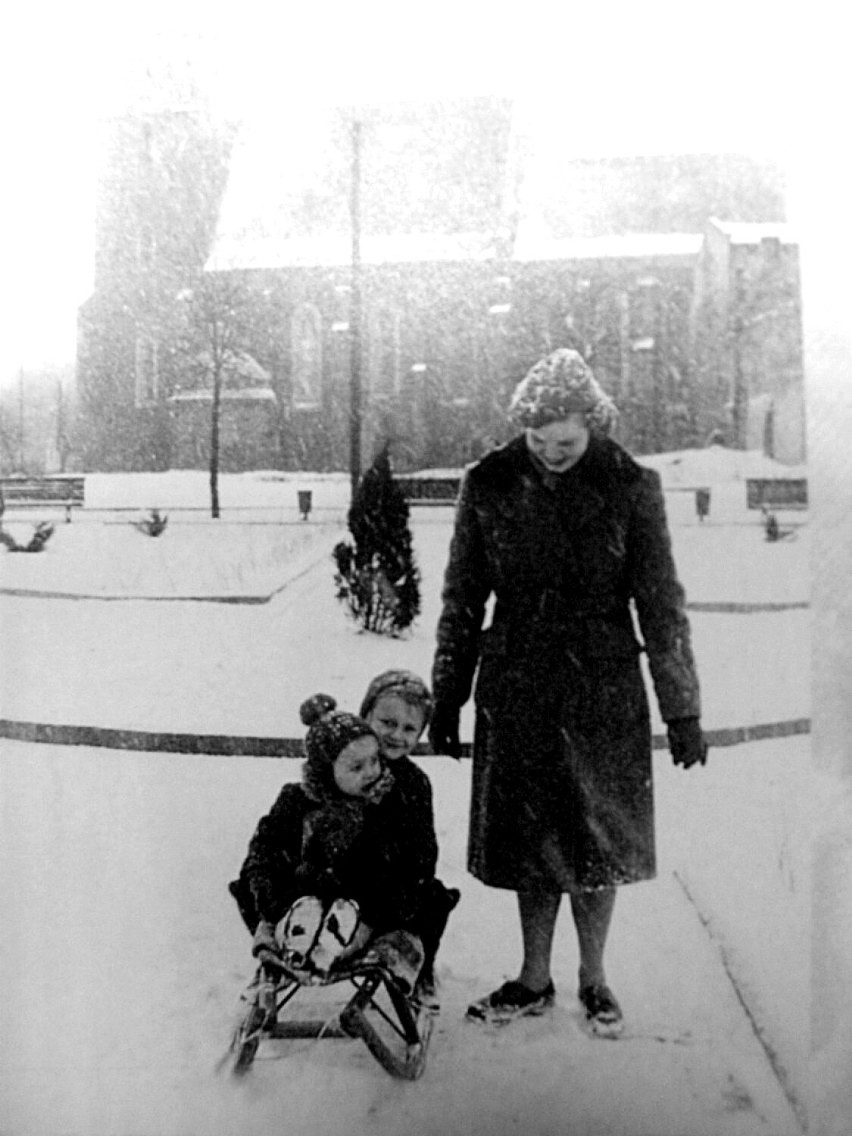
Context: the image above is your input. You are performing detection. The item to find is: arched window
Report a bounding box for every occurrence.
[369,308,401,399]
[291,304,323,408]
[134,332,158,407]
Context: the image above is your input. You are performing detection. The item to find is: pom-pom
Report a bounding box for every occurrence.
[299,693,337,727]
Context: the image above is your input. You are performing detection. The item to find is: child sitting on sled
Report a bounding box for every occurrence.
[358,669,460,1002]
[230,693,449,996]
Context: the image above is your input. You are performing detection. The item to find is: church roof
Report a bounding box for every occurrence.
[205,97,785,272]
[708,218,796,245]
[208,97,514,271]
[208,231,499,270]
[512,231,703,263]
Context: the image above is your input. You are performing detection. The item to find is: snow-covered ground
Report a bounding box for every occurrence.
[0,742,807,1136]
[0,449,820,1135]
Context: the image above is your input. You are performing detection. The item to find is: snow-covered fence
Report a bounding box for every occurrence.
[745,478,808,510]
[393,474,460,505]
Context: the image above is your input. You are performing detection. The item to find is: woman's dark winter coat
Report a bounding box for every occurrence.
[432,434,701,893]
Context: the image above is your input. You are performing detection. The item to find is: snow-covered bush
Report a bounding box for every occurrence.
[332,444,421,635]
[0,520,55,553]
[132,509,169,537]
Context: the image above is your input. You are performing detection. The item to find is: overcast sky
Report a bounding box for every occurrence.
[0,2,830,388]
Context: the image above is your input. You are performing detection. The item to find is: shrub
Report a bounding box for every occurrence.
[333,445,421,635]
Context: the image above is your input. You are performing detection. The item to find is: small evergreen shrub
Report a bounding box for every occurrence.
[0,521,55,553]
[132,509,169,537]
[333,445,421,635]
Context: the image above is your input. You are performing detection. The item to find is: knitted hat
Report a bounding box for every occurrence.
[358,669,434,727]
[508,348,618,435]
[299,694,378,799]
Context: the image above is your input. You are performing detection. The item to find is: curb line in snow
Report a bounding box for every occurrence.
[0,717,811,757]
[686,601,809,613]
[674,871,808,1133]
[0,586,809,611]
[0,587,272,603]
[0,542,343,605]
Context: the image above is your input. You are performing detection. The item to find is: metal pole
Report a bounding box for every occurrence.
[731,263,747,449]
[349,115,363,502]
[18,365,24,472]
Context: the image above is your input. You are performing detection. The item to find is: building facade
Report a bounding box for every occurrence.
[76,97,801,473]
[75,99,237,471]
[689,219,805,462]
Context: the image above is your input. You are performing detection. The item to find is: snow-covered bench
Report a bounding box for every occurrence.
[0,475,85,522]
[745,478,808,511]
[393,475,460,505]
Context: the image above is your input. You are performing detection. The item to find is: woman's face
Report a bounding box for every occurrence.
[365,693,426,761]
[525,414,590,472]
[332,735,382,797]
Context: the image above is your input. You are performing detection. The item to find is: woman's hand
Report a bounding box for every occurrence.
[667,717,708,769]
[429,702,462,759]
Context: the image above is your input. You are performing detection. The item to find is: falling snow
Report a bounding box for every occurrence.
[0,453,821,1135]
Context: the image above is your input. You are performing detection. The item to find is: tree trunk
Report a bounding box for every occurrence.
[210,363,221,519]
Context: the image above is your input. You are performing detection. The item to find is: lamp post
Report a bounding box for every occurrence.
[349,115,363,502]
[18,365,24,473]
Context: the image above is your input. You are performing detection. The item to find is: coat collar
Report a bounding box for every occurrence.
[505,435,609,532]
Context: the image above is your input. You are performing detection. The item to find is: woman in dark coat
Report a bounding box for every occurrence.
[429,348,707,1034]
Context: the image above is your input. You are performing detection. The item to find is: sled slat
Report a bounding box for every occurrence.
[269,1019,349,1039]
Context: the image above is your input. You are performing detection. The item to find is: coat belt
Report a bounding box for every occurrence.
[495,590,629,627]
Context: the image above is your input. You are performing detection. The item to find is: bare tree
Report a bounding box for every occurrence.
[176,272,261,518]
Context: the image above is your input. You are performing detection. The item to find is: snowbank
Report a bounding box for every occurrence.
[639,445,807,487]
[809,775,852,1136]
[659,739,811,1127]
[81,469,353,514]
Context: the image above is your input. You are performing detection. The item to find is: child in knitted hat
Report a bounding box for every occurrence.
[359,669,460,1005]
[230,694,425,986]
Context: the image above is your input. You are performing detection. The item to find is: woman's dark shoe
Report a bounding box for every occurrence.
[578,982,624,1037]
[466,979,555,1024]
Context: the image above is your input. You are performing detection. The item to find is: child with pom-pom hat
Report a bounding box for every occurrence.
[229,694,427,988]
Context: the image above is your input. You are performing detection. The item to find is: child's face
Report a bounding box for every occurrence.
[332,735,382,798]
[365,694,426,761]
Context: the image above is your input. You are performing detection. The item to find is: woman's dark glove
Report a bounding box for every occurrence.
[667,717,708,769]
[428,702,461,759]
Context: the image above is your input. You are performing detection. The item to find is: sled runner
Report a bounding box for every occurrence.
[226,945,434,1081]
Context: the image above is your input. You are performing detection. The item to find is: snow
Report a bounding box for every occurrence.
[512,231,704,263]
[709,220,797,246]
[639,444,807,485]
[0,744,807,1136]
[810,777,852,1136]
[208,231,498,272]
[0,448,820,1135]
[169,388,277,402]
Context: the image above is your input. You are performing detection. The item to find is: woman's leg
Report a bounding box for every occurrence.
[570,886,616,988]
[466,884,560,1020]
[517,884,562,991]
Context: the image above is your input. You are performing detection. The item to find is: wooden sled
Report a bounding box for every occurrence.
[227,948,434,1081]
